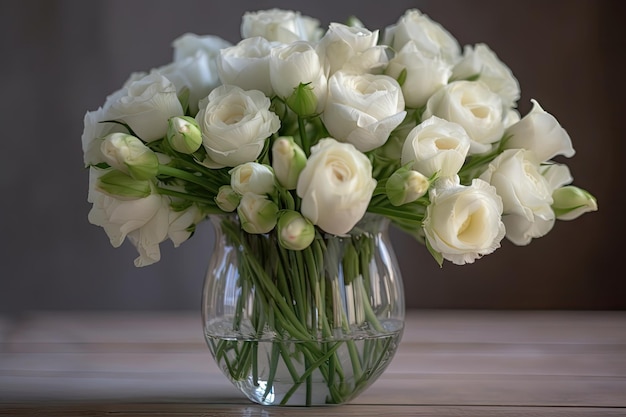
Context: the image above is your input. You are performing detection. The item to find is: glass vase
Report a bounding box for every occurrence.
[201,213,405,406]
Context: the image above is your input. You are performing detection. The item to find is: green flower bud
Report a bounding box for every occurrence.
[277,210,315,250]
[167,116,202,154]
[237,193,279,234]
[101,133,159,180]
[97,170,152,199]
[286,83,318,117]
[552,186,598,221]
[386,167,430,206]
[215,185,241,213]
[271,137,307,190]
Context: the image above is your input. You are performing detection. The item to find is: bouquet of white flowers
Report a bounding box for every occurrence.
[82,8,598,406]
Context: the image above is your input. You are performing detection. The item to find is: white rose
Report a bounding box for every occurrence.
[87,168,170,267]
[479,149,555,245]
[107,73,184,142]
[296,138,377,235]
[383,9,461,65]
[217,37,276,97]
[401,116,471,179]
[318,23,379,74]
[322,71,406,152]
[241,9,322,43]
[423,178,505,265]
[269,41,327,112]
[386,40,452,108]
[196,85,280,167]
[229,162,275,196]
[504,100,575,163]
[423,80,504,155]
[157,33,231,115]
[452,44,520,109]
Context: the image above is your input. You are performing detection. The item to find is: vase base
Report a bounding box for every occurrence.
[205,320,403,406]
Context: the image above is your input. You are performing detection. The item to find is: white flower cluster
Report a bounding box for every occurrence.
[82,8,597,267]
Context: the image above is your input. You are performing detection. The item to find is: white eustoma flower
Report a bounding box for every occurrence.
[423,80,504,155]
[479,149,555,245]
[217,36,276,97]
[322,71,406,152]
[296,138,377,235]
[196,85,280,168]
[504,100,575,163]
[269,41,327,112]
[272,137,307,190]
[401,116,471,179]
[386,40,452,108]
[318,23,379,74]
[383,9,461,65]
[87,168,170,267]
[241,9,322,43]
[157,33,231,115]
[229,162,275,196]
[167,204,204,247]
[107,72,184,142]
[452,43,520,110]
[423,178,505,265]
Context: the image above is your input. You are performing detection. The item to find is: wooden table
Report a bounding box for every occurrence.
[1,310,625,416]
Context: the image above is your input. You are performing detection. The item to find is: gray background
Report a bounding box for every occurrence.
[1,0,623,314]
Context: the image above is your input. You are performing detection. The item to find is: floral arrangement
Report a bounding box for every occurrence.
[81,8,598,405]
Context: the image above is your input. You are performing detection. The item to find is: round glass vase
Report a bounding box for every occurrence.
[201,213,405,406]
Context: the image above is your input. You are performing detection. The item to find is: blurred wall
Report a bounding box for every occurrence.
[0,0,623,313]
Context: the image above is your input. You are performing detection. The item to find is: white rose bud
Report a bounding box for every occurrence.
[271,137,307,190]
[215,185,241,212]
[167,116,202,154]
[217,36,276,96]
[323,71,406,152]
[552,186,598,221]
[270,41,327,113]
[241,9,322,43]
[386,167,430,206]
[277,210,315,250]
[237,193,279,234]
[101,133,159,180]
[504,100,575,163]
[401,116,471,179]
[108,73,184,142]
[229,162,275,196]
[96,169,152,199]
[196,85,280,168]
[423,178,505,265]
[296,138,377,235]
[423,80,504,155]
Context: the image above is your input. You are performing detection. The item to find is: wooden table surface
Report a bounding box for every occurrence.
[0,310,624,416]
